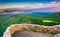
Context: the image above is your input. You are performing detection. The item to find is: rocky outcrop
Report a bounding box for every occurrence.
[3,24,60,37]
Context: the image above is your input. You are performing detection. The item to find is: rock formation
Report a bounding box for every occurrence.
[3,24,60,37]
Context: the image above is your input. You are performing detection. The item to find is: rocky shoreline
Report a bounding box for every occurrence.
[3,24,60,37]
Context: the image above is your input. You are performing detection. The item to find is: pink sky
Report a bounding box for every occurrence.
[0,2,60,12]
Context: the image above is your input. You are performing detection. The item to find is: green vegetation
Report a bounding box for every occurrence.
[0,14,60,37]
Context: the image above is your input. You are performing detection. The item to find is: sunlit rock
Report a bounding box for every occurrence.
[3,24,60,37]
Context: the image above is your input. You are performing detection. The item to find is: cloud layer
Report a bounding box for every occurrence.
[0,2,60,12]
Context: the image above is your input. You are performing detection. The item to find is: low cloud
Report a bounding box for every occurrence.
[0,2,60,13]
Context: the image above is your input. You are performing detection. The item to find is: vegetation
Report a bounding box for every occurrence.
[0,13,60,37]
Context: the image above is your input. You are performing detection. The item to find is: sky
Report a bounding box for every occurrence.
[0,0,58,3]
[0,0,60,5]
[0,0,60,12]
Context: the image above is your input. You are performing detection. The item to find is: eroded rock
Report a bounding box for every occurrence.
[3,24,60,37]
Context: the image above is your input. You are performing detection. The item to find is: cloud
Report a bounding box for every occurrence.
[0,2,58,9]
[0,2,60,12]
[0,11,33,14]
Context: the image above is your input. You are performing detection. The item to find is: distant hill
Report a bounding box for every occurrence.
[45,12,60,22]
[0,12,53,18]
